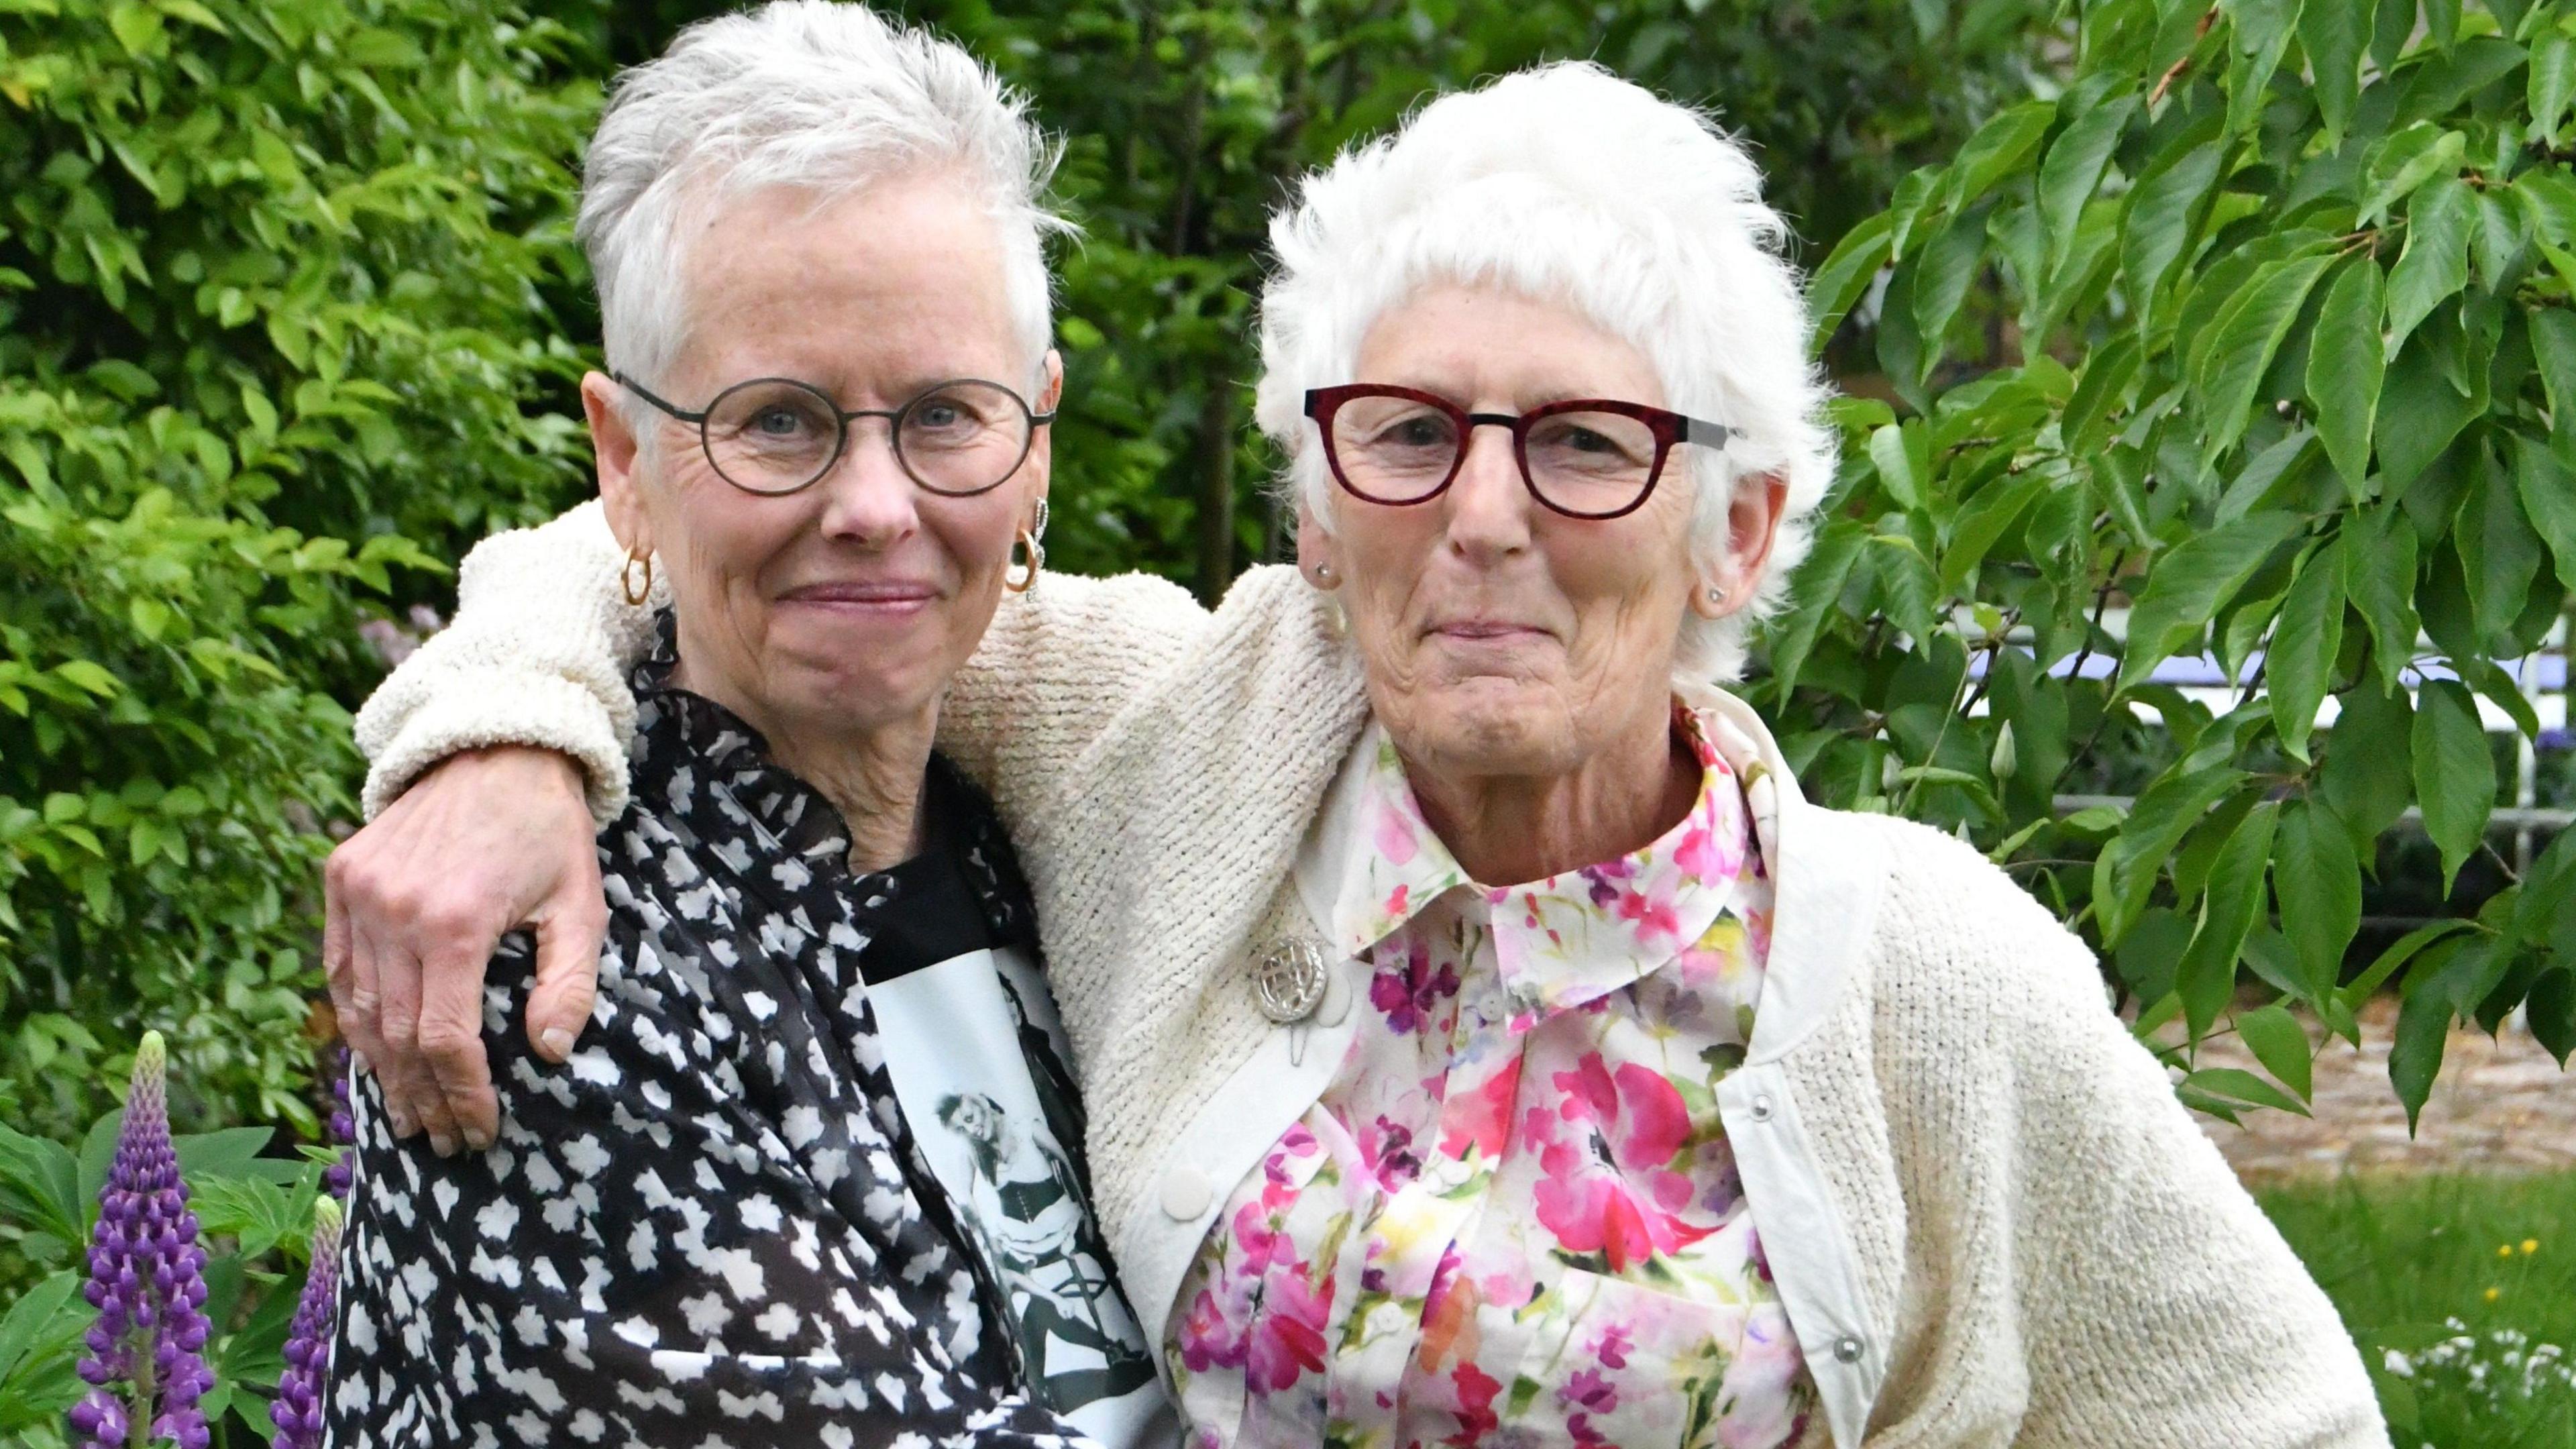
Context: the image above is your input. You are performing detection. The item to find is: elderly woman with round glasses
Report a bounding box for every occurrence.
[323,7,1169,1446]
[333,54,2386,1449]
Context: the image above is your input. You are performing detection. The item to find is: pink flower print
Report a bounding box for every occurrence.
[1554,1056,1692,1173]
[1561,1366,1619,1445]
[1368,944,1461,1036]
[1441,1362,1503,1446]
[1614,885,1682,945]
[1437,1057,1522,1161]
[1177,1285,1245,1373]
[1231,1197,1292,1277]
[1244,1269,1333,1393]
[1382,881,1410,922]
[1534,1056,1714,1270]
[1360,1116,1421,1193]
[1675,822,1719,881]
[1374,800,1421,865]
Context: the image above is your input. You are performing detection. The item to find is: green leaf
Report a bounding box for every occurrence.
[2411,677,2495,893]
[2384,178,2473,358]
[2275,798,2363,999]
[2455,444,2544,649]
[2121,134,2226,329]
[1947,99,2055,211]
[2182,1065,2311,1117]
[2360,125,2466,227]
[0,1271,76,1386]
[2231,1003,2314,1098]
[2300,0,2369,144]
[52,660,119,697]
[2515,433,2576,592]
[1867,421,1929,511]
[1941,472,2045,588]
[2267,537,2346,762]
[2193,250,2336,460]
[2376,330,2481,492]
[0,1121,85,1250]
[174,1125,273,1182]
[2530,967,2576,1067]
[2306,257,2386,496]
[2179,800,2279,1040]
[1910,213,1988,376]
[2095,766,2249,947]
[1805,212,1892,355]
[2118,511,2307,691]
[2536,308,2576,432]
[2524,32,2565,144]
[2340,920,2473,1016]
[1767,520,1864,696]
[2040,93,2137,278]
[2390,970,2453,1132]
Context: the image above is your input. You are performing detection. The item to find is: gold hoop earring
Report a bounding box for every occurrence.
[621,549,654,607]
[1004,528,1044,594]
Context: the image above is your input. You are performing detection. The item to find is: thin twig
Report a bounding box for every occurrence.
[2149,7,2220,109]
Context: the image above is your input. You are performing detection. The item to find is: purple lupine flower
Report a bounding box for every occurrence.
[68,1031,215,1449]
[324,1044,354,1200]
[270,1195,341,1449]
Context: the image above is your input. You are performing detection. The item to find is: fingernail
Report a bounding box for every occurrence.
[464,1126,493,1152]
[539,1028,574,1059]
[388,1108,417,1137]
[429,1131,459,1157]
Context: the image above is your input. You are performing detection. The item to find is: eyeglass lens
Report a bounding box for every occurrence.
[700,378,1034,496]
[1326,394,1661,515]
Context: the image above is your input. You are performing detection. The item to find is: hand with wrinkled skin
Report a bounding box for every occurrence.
[323,745,605,1156]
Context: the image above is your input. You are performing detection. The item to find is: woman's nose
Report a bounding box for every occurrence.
[1443,426,1532,557]
[816,424,920,545]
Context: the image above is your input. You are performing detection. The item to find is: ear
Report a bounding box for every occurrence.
[1691,471,1790,620]
[1295,504,1340,589]
[582,370,657,558]
[1023,348,1063,519]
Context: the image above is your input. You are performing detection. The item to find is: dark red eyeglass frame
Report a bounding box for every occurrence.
[1303,383,1737,521]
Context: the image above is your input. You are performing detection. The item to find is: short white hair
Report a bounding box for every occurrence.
[578,1,1067,392]
[1254,62,1837,682]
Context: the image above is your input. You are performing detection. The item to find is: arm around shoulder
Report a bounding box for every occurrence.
[355,498,657,824]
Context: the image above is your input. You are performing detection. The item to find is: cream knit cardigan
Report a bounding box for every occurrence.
[358,500,2388,1449]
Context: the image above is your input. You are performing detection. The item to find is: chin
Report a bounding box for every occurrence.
[1401,680,1582,777]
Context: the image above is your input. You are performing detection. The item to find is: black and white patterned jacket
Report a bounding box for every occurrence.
[327,627,1100,1449]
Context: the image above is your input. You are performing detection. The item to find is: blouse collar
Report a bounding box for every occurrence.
[1322,704,1765,1026]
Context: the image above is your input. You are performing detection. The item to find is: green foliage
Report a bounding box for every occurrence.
[1752,0,2576,1132]
[0,1,600,1137]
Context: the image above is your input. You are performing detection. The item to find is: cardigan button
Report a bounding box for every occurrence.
[1831,1334,1865,1364]
[1160,1166,1214,1222]
[1749,1093,1775,1123]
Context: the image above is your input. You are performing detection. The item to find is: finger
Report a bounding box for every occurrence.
[322,859,387,1079]
[525,863,607,1064]
[417,947,500,1152]
[345,914,414,1140]
[370,920,457,1155]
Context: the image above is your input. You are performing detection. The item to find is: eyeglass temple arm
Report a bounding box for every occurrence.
[1681,415,1735,449]
[610,372,708,425]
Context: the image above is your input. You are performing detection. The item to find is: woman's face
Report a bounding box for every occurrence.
[1299,284,1758,784]
[586,173,1057,745]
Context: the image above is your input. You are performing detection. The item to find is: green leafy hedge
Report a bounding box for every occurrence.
[0,0,599,1138]
[1764,0,2576,1128]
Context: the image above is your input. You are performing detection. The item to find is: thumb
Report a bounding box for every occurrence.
[524,866,606,1063]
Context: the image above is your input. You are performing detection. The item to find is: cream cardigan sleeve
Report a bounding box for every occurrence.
[1866,820,2386,1448]
[352,497,1219,826]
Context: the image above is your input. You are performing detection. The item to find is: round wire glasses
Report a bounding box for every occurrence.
[613,373,1055,498]
[1303,383,1736,521]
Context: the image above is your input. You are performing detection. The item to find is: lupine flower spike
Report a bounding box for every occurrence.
[66,1030,216,1449]
[270,1195,342,1449]
[324,1044,354,1200]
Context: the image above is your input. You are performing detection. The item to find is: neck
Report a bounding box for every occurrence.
[1403,704,1699,888]
[669,657,937,874]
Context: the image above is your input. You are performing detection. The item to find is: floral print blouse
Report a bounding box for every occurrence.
[1166,706,1823,1449]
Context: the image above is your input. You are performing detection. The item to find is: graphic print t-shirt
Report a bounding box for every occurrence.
[861,767,1172,1449]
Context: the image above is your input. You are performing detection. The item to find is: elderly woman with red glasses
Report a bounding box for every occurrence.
[331,60,2385,1449]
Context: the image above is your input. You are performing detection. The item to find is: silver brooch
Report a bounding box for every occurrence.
[1252,936,1330,1024]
